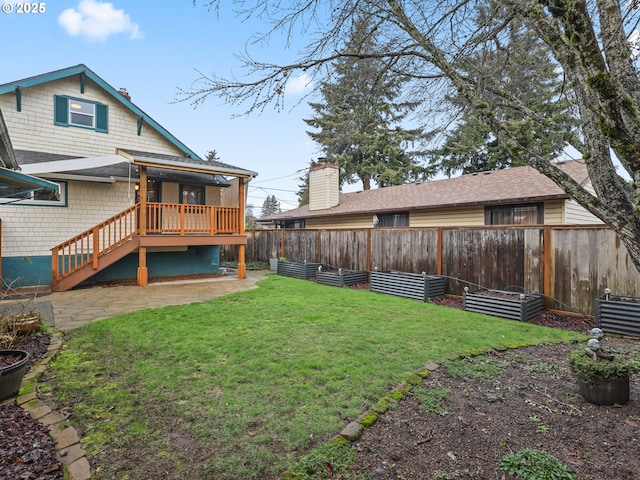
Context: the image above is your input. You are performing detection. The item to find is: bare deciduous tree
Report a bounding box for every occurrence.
[185,0,640,271]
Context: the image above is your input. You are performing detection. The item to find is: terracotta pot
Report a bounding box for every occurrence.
[576,374,630,406]
[0,350,30,401]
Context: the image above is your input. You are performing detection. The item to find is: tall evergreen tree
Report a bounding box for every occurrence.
[260,194,281,217]
[304,17,431,190]
[430,6,579,176]
[297,166,310,207]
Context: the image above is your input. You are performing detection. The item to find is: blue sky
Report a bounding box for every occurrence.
[0,0,324,212]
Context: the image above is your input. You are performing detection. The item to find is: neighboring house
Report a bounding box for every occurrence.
[0,65,257,290]
[264,159,603,229]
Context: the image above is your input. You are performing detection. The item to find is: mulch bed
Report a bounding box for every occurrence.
[1,334,63,480]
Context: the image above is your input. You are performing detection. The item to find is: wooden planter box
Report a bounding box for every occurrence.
[595,295,640,337]
[277,261,322,280]
[316,269,368,288]
[369,270,445,302]
[462,289,544,322]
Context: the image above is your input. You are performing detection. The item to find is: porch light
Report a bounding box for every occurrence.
[134,183,140,191]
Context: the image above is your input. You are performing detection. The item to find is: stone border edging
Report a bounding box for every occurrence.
[15,331,92,480]
[281,340,566,478]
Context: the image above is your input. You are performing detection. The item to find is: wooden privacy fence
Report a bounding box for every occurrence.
[223,226,640,315]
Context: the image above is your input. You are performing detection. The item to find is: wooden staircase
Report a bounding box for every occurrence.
[51,203,242,291]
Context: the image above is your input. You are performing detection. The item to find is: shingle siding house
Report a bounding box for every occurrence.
[0,65,257,290]
[265,159,603,229]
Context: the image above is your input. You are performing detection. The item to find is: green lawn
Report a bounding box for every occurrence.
[48,275,579,479]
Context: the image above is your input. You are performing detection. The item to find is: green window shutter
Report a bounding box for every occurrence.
[54,95,68,126]
[95,103,108,133]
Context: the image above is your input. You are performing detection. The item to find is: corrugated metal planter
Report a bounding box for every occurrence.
[316,269,368,288]
[462,288,544,322]
[595,294,640,337]
[277,261,322,280]
[369,270,445,302]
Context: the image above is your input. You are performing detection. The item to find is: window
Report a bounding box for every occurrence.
[283,219,305,229]
[181,185,205,205]
[374,212,409,228]
[485,203,543,225]
[54,95,108,133]
[0,181,66,206]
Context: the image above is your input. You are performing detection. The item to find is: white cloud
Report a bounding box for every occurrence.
[58,0,142,42]
[285,73,313,96]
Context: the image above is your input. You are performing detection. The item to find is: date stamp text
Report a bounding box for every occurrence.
[2,3,46,14]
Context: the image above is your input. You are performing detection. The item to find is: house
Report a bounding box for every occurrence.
[264,159,603,229]
[0,65,257,291]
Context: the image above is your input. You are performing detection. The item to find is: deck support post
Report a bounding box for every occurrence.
[137,246,148,286]
[237,177,246,279]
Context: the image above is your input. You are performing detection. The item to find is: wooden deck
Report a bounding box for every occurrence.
[51,202,245,291]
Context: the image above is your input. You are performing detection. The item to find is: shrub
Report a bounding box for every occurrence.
[499,449,575,480]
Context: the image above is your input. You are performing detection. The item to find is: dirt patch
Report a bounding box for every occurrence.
[347,337,640,480]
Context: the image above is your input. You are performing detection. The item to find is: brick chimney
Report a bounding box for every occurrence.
[118,88,131,101]
[309,158,339,211]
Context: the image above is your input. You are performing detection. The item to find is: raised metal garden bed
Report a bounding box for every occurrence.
[316,269,368,288]
[462,288,544,322]
[595,294,640,337]
[277,261,322,280]
[369,270,445,302]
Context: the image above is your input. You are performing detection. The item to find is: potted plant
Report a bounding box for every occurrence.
[568,329,640,406]
[0,310,43,401]
[269,252,279,271]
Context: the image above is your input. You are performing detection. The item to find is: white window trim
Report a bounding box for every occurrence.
[0,181,67,206]
[68,99,96,129]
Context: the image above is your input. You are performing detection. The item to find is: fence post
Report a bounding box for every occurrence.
[437,227,443,276]
[280,229,285,258]
[543,225,551,309]
[367,228,371,275]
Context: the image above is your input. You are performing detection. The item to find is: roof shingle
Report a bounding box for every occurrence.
[267,160,589,220]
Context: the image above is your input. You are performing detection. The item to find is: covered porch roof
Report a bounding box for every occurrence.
[17,148,258,186]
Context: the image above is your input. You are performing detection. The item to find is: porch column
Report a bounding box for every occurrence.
[137,246,148,286]
[237,177,246,279]
[139,166,147,235]
[137,165,149,285]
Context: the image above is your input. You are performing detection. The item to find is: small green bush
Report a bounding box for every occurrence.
[568,348,640,383]
[499,449,575,480]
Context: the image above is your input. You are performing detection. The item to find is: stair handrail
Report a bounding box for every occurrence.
[51,204,140,285]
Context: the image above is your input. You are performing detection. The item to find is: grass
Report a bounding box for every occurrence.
[48,274,579,479]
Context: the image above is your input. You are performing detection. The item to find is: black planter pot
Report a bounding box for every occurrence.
[0,350,30,401]
[576,375,630,406]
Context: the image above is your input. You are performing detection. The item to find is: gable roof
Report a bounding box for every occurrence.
[0,64,200,160]
[267,160,590,221]
[0,65,258,180]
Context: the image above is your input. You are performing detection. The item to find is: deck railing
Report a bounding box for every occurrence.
[146,203,241,234]
[51,203,241,284]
